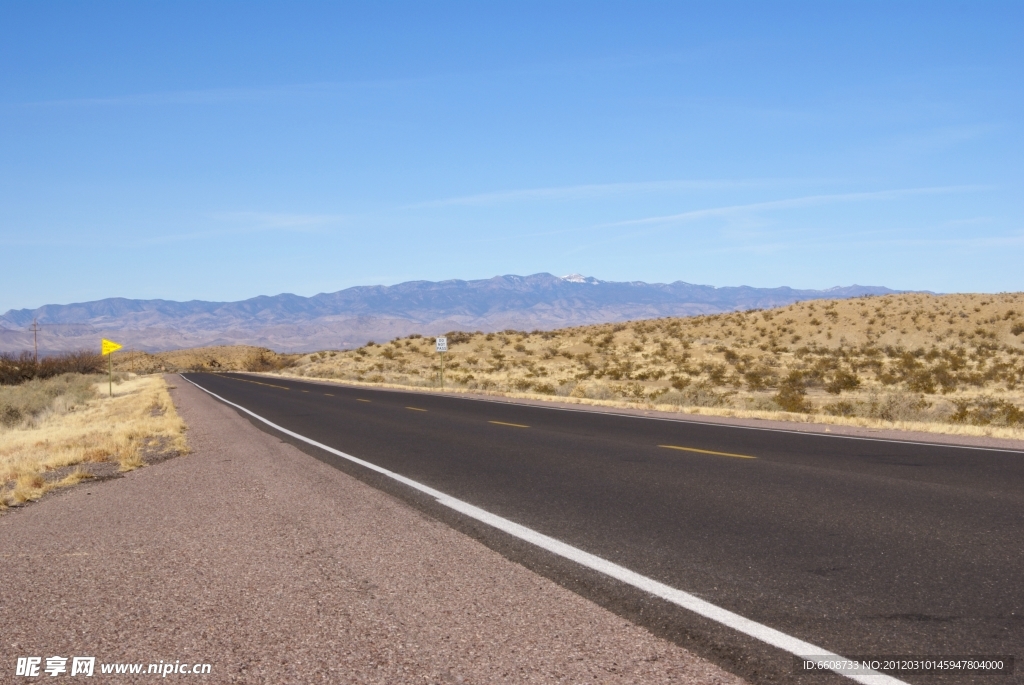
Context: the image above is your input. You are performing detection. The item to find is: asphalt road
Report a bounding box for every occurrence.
[184,372,1024,684]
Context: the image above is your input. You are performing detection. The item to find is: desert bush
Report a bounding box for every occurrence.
[670,376,691,391]
[702,363,728,386]
[243,349,294,372]
[744,367,773,391]
[868,391,930,422]
[39,351,104,377]
[774,384,811,413]
[825,368,861,394]
[774,371,811,413]
[660,383,729,408]
[555,381,578,397]
[822,400,857,417]
[0,352,37,385]
[0,350,104,386]
[444,331,473,345]
[583,384,615,400]
[950,397,1024,426]
[620,382,648,400]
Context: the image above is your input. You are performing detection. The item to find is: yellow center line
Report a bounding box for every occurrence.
[489,420,530,428]
[324,393,334,396]
[658,445,756,459]
[406,407,427,412]
[356,399,371,403]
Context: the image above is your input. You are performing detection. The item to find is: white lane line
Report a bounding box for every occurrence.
[181,374,907,685]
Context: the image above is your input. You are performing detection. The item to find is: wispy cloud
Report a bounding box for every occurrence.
[646,229,1024,259]
[601,185,990,229]
[0,211,349,247]
[10,74,435,109]
[409,178,809,209]
[141,211,347,245]
[15,83,323,108]
[12,46,707,110]
[209,211,348,229]
[452,184,990,249]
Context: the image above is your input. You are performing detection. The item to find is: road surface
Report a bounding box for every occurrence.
[184,372,1024,684]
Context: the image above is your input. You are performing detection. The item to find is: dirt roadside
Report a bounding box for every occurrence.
[0,375,745,684]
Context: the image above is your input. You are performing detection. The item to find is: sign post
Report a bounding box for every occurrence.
[101,339,123,397]
[435,336,447,388]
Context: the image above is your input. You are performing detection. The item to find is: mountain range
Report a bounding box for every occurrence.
[0,273,902,354]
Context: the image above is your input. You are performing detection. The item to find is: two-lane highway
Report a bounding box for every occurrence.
[184,372,1024,684]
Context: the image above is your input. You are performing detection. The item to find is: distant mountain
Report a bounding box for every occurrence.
[0,273,903,354]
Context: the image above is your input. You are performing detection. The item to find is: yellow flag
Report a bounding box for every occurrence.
[101,339,123,355]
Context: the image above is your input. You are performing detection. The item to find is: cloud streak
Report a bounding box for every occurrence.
[408,178,816,209]
[601,185,991,229]
[9,74,438,109]
[210,211,349,229]
[140,211,348,245]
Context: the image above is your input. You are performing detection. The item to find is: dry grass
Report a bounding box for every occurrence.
[272,292,1024,440]
[0,375,187,509]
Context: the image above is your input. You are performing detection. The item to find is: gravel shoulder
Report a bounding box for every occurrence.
[0,375,745,684]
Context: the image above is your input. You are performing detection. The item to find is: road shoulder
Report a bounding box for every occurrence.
[0,374,744,684]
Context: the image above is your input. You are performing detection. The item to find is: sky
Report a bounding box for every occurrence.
[1,1,1022,313]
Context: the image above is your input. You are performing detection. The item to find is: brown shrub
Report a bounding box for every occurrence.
[823,401,857,417]
[0,350,103,386]
[243,349,295,372]
[825,368,861,394]
[774,372,811,412]
[950,398,1024,426]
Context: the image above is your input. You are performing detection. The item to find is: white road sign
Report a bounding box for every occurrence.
[435,336,448,352]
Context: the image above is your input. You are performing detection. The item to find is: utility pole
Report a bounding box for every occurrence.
[30,319,40,363]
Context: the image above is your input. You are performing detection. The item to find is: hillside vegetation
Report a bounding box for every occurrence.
[278,292,1024,437]
[112,345,298,374]
[1,350,104,385]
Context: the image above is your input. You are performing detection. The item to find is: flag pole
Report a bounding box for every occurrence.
[101,339,123,397]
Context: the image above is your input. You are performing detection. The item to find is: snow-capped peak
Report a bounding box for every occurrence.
[561,273,598,284]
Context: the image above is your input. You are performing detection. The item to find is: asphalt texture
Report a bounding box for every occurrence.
[185,373,1024,685]
[4,376,744,684]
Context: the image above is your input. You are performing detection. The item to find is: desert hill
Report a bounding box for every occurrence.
[274,291,1024,433]
[113,346,298,375]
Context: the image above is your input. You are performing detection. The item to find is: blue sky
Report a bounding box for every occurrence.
[1,2,1021,312]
